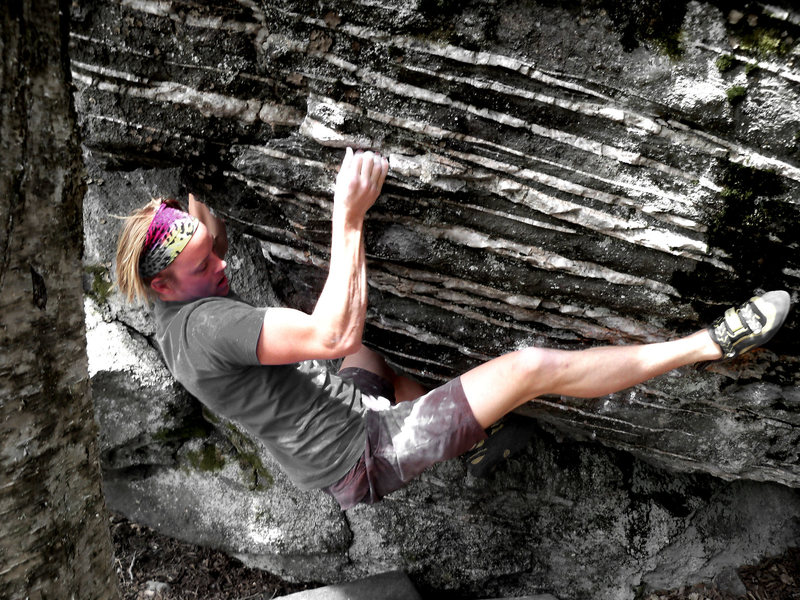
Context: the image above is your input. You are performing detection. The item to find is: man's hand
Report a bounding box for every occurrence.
[334,148,389,222]
[188,193,228,259]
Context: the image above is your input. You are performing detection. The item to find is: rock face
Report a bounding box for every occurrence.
[86,288,800,600]
[72,0,800,598]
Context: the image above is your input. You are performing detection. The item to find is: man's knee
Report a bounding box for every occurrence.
[340,344,392,378]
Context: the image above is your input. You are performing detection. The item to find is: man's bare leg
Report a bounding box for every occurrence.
[461,290,792,427]
[340,344,428,402]
[461,329,722,428]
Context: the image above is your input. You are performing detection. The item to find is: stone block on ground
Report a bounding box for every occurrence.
[481,596,560,600]
[275,571,421,600]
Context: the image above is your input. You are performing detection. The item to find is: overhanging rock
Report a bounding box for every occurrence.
[74,0,800,488]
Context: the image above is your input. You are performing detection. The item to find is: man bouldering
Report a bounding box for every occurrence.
[115,148,791,509]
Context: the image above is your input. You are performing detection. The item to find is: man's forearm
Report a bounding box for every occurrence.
[298,148,387,357]
[311,210,368,353]
[254,150,388,365]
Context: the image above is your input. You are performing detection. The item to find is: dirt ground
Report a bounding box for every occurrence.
[110,514,800,600]
[110,515,315,600]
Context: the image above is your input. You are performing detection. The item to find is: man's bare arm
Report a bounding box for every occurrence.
[256,149,388,365]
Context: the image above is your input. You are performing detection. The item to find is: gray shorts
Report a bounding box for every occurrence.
[324,368,487,509]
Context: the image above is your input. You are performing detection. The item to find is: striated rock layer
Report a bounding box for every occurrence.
[73,0,800,486]
[73,0,800,598]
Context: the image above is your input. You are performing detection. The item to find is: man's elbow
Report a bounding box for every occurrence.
[321,330,362,358]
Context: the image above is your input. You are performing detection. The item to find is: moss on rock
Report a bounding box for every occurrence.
[223,422,274,490]
[726,85,747,105]
[592,0,688,58]
[84,264,113,305]
[186,443,226,472]
[670,160,795,327]
[716,53,736,73]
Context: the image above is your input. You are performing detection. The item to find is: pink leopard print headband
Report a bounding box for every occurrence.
[139,203,198,279]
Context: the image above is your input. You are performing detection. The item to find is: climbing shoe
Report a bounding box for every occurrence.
[708,290,791,359]
[464,414,537,478]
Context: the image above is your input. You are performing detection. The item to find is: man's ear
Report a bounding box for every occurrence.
[149,274,172,298]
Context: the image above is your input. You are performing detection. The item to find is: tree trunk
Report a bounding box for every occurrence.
[0,1,119,598]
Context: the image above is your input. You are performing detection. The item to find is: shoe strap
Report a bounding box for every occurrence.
[738,302,765,334]
[721,301,765,338]
[710,298,769,357]
[722,307,747,336]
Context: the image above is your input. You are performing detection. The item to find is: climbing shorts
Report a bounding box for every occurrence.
[323,369,487,509]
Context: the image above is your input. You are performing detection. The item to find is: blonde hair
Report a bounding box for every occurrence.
[114,198,182,304]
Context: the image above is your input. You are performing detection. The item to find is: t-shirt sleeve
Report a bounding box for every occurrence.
[183,299,266,368]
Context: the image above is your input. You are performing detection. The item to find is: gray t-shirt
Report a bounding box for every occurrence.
[153,296,367,490]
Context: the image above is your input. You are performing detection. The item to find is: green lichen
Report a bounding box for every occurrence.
[706,162,787,282]
[726,85,747,105]
[745,62,760,76]
[201,406,222,425]
[651,29,685,61]
[186,443,226,472]
[224,422,273,490]
[181,409,274,489]
[670,161,791,317]
[84,264,113,304]
[715,54,736,73]
[595,0,688,59]
[715,164,783,221]
[725,8,798,62]
[740,27,787,59]
[153,424,210,443]
[237,451,274,491]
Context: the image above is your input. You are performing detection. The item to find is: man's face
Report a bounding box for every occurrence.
[151,222,229,302]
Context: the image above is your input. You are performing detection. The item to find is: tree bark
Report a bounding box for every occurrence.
[0,1,119,598]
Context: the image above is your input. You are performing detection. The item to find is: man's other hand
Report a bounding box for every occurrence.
[188,193,229,259]
[333,147,389,221]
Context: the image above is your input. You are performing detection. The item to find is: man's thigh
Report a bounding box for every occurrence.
[324,376,487,508]
[368,377,487,490]
[339,345,396,382]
